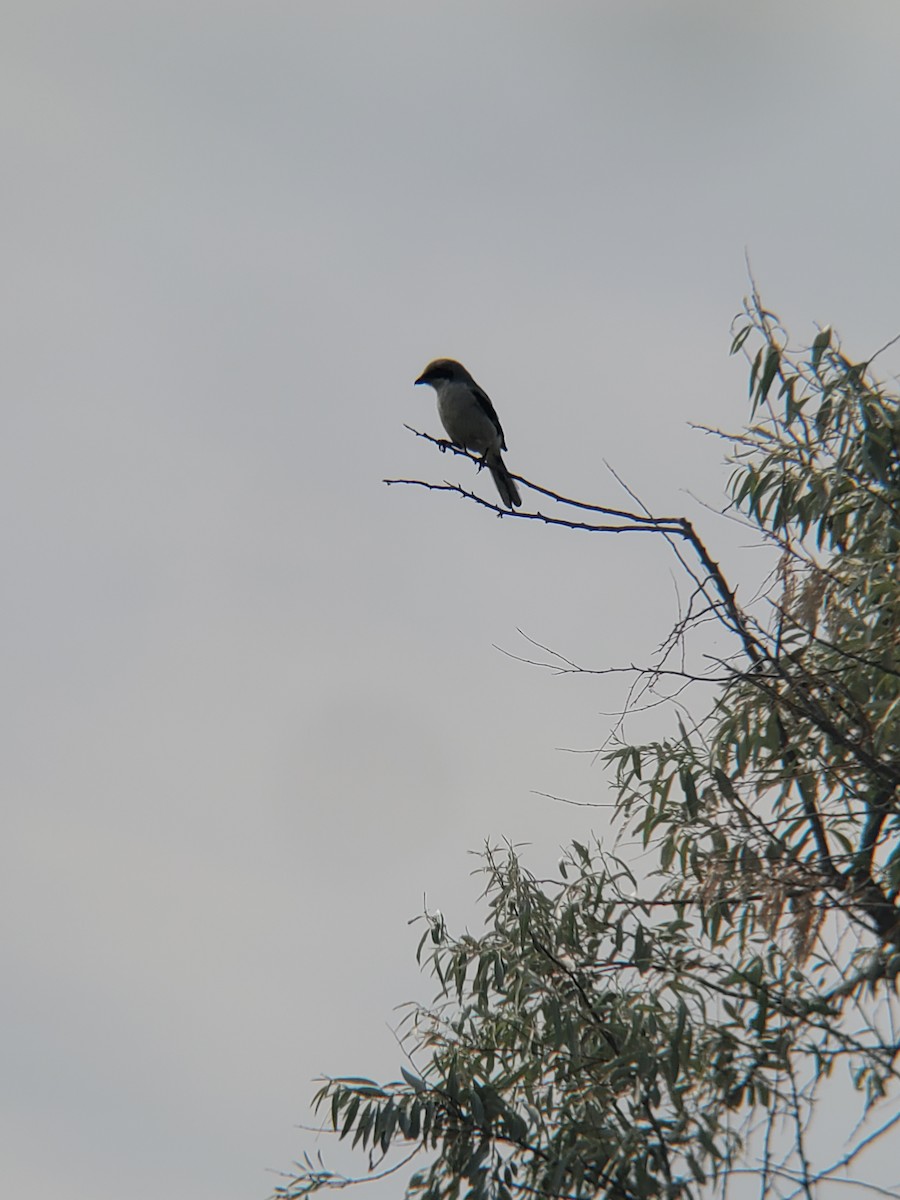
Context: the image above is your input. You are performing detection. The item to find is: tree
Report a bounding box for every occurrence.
[274,294,900,1200]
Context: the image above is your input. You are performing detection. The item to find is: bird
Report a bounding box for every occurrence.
[414,358,522,509]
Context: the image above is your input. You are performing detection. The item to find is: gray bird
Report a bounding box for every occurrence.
[414,358,522,509]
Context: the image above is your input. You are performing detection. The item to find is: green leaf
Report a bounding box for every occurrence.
[749,346,763,397]
[401,1067,427,1093]
[811,325,831,370]
[680,768,699,819]
[713,768,737,801]
[632,923,651,972]
[730,324,753,355]
[340,1094,360,1138]
[755,345,780,408]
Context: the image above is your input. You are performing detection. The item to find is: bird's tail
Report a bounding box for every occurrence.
[487,452,522,509]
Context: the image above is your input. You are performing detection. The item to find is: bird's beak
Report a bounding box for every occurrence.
[414,372,426,386]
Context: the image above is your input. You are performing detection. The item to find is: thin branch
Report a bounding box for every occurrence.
[866,328,900,367]
[391,429,769,667]
[402,425,686,524]
[271,1147,421,1197]
[384,477,678,534]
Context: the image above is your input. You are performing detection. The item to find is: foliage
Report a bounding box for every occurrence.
[275,296,900,1200]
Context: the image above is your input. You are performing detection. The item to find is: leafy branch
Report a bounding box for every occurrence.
[279,299,900,1200]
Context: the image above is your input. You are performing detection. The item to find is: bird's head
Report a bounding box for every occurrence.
[414,358,474,389]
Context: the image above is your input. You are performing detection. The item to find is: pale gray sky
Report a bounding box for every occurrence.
[2,3,900,1198]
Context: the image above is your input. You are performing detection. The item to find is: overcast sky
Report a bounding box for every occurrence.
[3,3,900,1198]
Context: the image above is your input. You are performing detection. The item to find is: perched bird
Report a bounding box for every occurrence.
[414,358,522,509]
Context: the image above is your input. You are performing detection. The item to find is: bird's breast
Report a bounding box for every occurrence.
[437,384,498,455]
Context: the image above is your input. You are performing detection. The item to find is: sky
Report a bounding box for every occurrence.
[2,3,900,1198]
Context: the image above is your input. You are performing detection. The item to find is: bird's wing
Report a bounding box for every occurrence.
[471,383,507,451]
